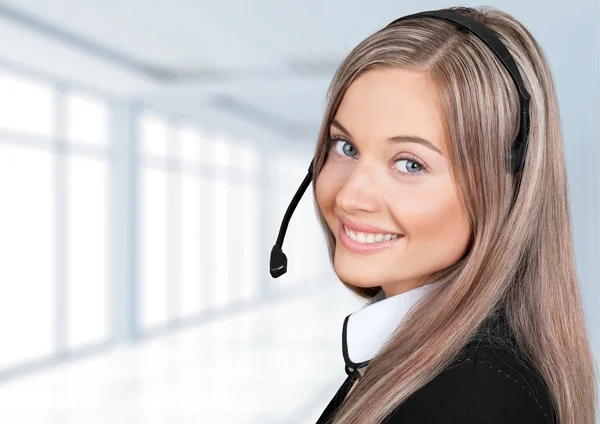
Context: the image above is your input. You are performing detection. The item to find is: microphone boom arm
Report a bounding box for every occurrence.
[269,159,315,278]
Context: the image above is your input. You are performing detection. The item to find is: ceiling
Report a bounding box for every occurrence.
[0,0,456,144]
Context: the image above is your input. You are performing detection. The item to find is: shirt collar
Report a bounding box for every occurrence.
[342,281,443,373]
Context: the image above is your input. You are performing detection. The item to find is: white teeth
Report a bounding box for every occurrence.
[344,225,400,244]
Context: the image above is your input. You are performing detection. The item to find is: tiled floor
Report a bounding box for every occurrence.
[0,277,365,424]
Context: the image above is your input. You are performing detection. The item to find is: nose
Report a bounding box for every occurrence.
[335,163,381,215]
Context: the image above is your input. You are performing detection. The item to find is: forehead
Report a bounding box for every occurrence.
[333,68,447,152]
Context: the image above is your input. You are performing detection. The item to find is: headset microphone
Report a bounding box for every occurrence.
[269,9,530,278]
[269,159,315,278]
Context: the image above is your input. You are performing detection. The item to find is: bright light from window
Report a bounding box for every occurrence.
[0,70,55,138]
[66,91,110,145]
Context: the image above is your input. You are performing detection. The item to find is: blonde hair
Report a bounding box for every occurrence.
[311,6,597,424]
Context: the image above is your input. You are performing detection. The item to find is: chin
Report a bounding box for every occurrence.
[333,255,385,289]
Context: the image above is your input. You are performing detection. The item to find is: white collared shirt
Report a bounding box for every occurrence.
[342,281,443,376]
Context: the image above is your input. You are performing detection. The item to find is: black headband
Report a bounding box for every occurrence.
[270,9,531,278]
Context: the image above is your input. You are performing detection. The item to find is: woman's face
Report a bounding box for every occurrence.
[315,68,471,298]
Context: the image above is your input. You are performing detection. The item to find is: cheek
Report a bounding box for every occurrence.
[315,165,338,220]
[315,173,334,235]
[397,184,470,256]
[315,162,351,237]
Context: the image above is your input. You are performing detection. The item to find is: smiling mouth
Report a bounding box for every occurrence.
[338,224,404,255]
[343,224,401,244]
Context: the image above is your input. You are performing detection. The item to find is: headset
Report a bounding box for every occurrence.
[269,9,531,278]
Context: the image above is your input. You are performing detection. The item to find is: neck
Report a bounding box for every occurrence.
[382,278,432,298]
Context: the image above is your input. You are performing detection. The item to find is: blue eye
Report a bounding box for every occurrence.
[330,138,357,157]
[395,159,424,175]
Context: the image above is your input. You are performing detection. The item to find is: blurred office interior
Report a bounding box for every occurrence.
[0,1,597,423]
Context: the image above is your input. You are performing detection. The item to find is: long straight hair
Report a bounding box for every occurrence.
[311,6,596,424]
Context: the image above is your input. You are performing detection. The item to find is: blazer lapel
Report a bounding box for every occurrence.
[315,369,360,424]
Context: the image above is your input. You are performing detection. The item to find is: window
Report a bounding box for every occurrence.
[66,91,109,145]
[179,125,202,162]
[139,111,168,157]
[0,70,55,138]
[140,167,168,329]
[66,156,110,349]
[0,67,112,371]
[0,144,55,368]
[180,172,203,317]
[137,113,265,332]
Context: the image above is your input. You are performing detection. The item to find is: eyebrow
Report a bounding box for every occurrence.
[330,118,444,156]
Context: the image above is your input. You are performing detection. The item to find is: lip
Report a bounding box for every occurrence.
[339,223,404,254]
[337,215,402,235]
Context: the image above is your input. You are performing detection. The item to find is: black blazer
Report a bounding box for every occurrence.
[316,312,557,424]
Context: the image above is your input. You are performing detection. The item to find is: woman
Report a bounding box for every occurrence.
[302,5,596,424]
